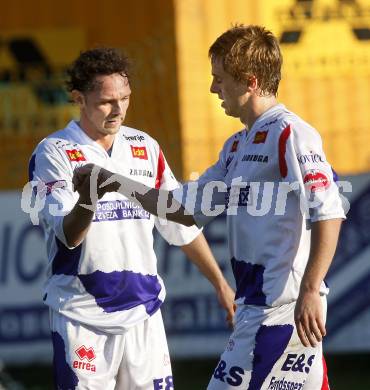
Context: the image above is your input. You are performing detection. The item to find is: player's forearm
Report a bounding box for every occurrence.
[180,233,228,291]
[300,218,342,293]
[63,196,95,247]
[104,169,195,226]
[135,188,195,226]
[73,164,196,226]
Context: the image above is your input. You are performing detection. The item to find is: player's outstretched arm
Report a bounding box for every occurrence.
[73,163,196,227]
[180,233,235,328]
[294,218,342,347]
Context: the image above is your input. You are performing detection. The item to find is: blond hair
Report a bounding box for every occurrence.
[209,25,282,96]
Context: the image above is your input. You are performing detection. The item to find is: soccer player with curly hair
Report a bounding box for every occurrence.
[28,47,235,390]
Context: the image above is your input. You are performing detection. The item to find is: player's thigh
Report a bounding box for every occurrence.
[207,302,324,390]
[116,309,172,390]
[302,348,330,390]
[50,310,124,390]
[207,306,270,389]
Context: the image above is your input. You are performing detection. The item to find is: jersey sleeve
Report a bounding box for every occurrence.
[172,140,230,228]
[28,140,77,248]
[153,148,201,246]
[278,123,346,222]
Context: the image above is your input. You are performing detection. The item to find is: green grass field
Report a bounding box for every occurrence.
[2,354,370,389]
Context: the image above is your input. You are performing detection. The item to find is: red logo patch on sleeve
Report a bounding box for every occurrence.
[253,131,268,144]
[230,140,239,152]
[131,145,148,160]
[66,149,86,162]
[303,170,330,192]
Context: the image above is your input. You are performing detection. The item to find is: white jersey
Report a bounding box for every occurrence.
[173,104,346,307]
[29,120,200,333]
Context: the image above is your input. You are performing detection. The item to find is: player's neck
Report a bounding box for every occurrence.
[241,95,278,131]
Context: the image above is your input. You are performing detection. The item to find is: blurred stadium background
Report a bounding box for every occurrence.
[0,0,370,388]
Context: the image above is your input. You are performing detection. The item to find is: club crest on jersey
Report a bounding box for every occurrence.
[66,149,86,162]
[73,345,96,372]
[131,145,148,160]
[230,140,239,152]
[303,169,330,192]
[253,131,268,144]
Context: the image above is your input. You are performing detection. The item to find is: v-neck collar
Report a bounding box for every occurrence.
[66,120,117,156]
[247,104,284,134]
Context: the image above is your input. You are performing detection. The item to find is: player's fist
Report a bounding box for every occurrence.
[73,164,119,202]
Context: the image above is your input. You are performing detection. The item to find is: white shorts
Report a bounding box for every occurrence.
[207,297,329,390]
[50,309,173,390]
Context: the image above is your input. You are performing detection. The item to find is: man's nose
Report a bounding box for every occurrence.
[112,101,124,115]
[210,80,218,94]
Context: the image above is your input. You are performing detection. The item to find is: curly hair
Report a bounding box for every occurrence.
[209,25,282,96]
[66,47,130,93]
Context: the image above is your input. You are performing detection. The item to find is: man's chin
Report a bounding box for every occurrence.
[223,107,234,117]
[103,124,120,134]
[223,106,239,118]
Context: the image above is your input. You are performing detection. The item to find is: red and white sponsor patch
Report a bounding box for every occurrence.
[303,170,330,192]
[73,345,96,372]
[131,145,148,160]
[66,149,86,162]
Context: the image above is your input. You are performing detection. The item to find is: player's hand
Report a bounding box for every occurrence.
[73,164,119,202]
[294,289,326,348]
[216,282,236,329]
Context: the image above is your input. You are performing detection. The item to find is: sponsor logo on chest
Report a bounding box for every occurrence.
[131,145,148,160]
[129,168,153,178]
[66,149,86,162]
[253,131,268,144]
[93,200,150,222]
[225,186,251,207]
[297,153,324,165]
[123,134,145,142]
[242,154,269,163]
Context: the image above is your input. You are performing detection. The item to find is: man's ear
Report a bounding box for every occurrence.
[71,90,85,107]
[246,75,258,91]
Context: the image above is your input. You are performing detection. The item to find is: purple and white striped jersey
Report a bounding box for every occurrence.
[173,104,346,307]
[29,120,200,333]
